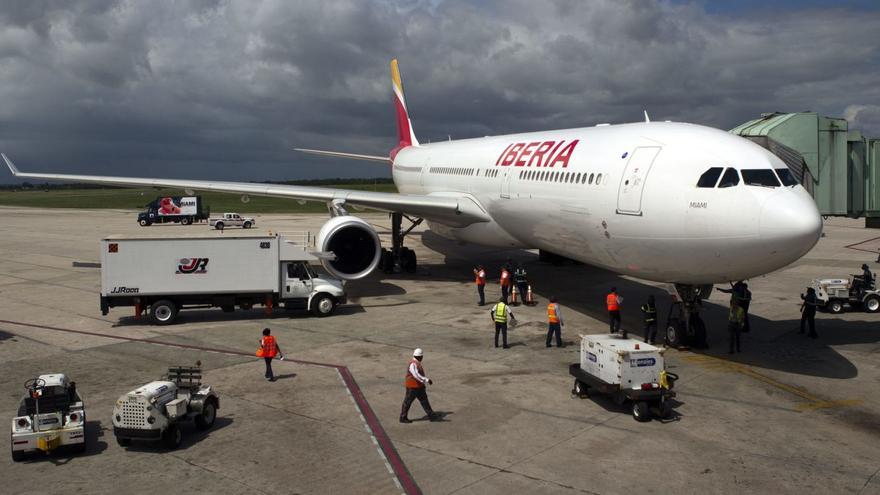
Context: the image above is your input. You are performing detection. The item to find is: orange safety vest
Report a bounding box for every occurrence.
[548,303,560,323]
[260,335,278,358]
[606,293,619,311]
[404,359,426,389]
[475,269,486,286]
[500,269,510,287]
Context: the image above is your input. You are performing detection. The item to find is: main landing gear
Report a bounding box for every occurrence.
[664,284,712,349]
[379,212,423,274]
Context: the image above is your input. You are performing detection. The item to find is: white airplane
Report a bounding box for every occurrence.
[3,59,822,345]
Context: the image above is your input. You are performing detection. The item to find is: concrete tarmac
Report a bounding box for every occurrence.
[1,206,879,494]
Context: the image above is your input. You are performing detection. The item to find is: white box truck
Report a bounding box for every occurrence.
[100,233,346,325]
[569,334,678,422]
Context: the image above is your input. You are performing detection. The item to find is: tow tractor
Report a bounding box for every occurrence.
[812,277,880,314]
[10,374,86,461]
[112,366,219,449]
[569,334,677,422]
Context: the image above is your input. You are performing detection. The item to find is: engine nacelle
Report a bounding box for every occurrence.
[316,216,382,280]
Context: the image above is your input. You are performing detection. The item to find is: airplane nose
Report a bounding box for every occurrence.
[759,190,823,256]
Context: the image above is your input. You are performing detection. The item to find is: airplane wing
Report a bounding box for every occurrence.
[2,154,490,228]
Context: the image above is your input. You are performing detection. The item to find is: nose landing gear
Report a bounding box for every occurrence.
[664,284,712,349]
[379,212,423,274]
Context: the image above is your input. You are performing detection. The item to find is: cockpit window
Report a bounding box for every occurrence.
[717,168,740,188]
[697,167,723,188]
[741,169,781,187]
[775,168,798,187]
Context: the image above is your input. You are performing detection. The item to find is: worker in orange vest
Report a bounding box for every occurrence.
[546,296,564,348]
[499,264,511,304]
[473,265,487,306]
[606,287,624,337]
[258,328,284,381]
[400,348,439,423]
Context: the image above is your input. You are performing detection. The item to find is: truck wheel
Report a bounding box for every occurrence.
[633,401,651,422]
[214,222,224,230]
[864,295,880,313]
[163,424,182,450]
[243,221,252,229]
[181,217,192,226]
[195,400,217,431]
[827,300,844,314]
[150,300,178,325]
[573,379,589,397]
[311,294,336,317]
[658,399,673,419]
[71,439,87,454]
[115,437,131,447]
[11,448,26,462]
[138,219,150,227]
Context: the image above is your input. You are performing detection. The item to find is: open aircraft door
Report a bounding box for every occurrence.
[616,146,660,216]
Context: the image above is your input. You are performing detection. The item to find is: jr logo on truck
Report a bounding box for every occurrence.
[176,258,209,274]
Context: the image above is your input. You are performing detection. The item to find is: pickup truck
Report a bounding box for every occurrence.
[209,212,255,230]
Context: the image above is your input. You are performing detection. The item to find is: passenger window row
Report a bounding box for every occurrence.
[517,169,604,185]
[697,166,798,189]
[429,167,476,176]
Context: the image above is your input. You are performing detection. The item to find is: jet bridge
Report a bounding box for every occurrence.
[731,112,880,227]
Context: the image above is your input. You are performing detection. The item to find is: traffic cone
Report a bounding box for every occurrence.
[526,285,535,305]
[511,285,519,306]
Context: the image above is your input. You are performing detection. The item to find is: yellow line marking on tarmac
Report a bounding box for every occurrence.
[682,354,863,411]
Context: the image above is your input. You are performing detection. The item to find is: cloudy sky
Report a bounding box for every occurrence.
[1,0,878,183]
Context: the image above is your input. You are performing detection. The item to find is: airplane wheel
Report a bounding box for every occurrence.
[402,248,417,273]
[665,319,684,348]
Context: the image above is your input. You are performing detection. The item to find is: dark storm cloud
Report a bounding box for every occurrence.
[0,0,878,183]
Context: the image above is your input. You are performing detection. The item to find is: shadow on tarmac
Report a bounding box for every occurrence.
[394,231,876,380]
[17,420,109,465]
[122,416,234,453]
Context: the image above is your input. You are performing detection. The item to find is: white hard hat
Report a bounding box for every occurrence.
[413,348,423,357]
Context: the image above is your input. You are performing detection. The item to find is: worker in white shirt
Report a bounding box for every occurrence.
[400,348,439,423]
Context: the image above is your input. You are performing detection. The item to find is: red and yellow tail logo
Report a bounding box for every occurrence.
[391,59,419,148]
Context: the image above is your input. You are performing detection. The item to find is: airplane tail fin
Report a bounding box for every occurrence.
[391,59,419,147]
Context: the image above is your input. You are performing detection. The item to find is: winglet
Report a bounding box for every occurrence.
[2,153,20,176]
[391,59,419,147]
[643,110,651,123]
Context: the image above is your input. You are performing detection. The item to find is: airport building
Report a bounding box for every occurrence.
[731,112,880,226]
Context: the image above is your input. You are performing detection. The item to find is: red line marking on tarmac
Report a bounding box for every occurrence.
[844,235,880,254]
[0,319,421,495]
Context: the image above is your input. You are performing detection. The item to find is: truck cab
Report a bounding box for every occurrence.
[283,261,345,316]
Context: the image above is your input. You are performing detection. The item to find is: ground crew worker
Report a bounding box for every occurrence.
[546,296,563,348]
[400,348,439,423]
[641,295,658,344]
[606,287,623,337]
[499,265,511,304]
[800,287,818,338]
[514,263,529,306]
[490,297,515,348]
[719,281,752,333]
[728,301,745,354]
[473,265,487,306]
[259,328,284,381]
[854,263,875,293]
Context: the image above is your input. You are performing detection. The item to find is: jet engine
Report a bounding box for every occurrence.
[316,216,382,280]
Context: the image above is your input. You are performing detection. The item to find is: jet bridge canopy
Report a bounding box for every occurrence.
[731,111,880,225]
